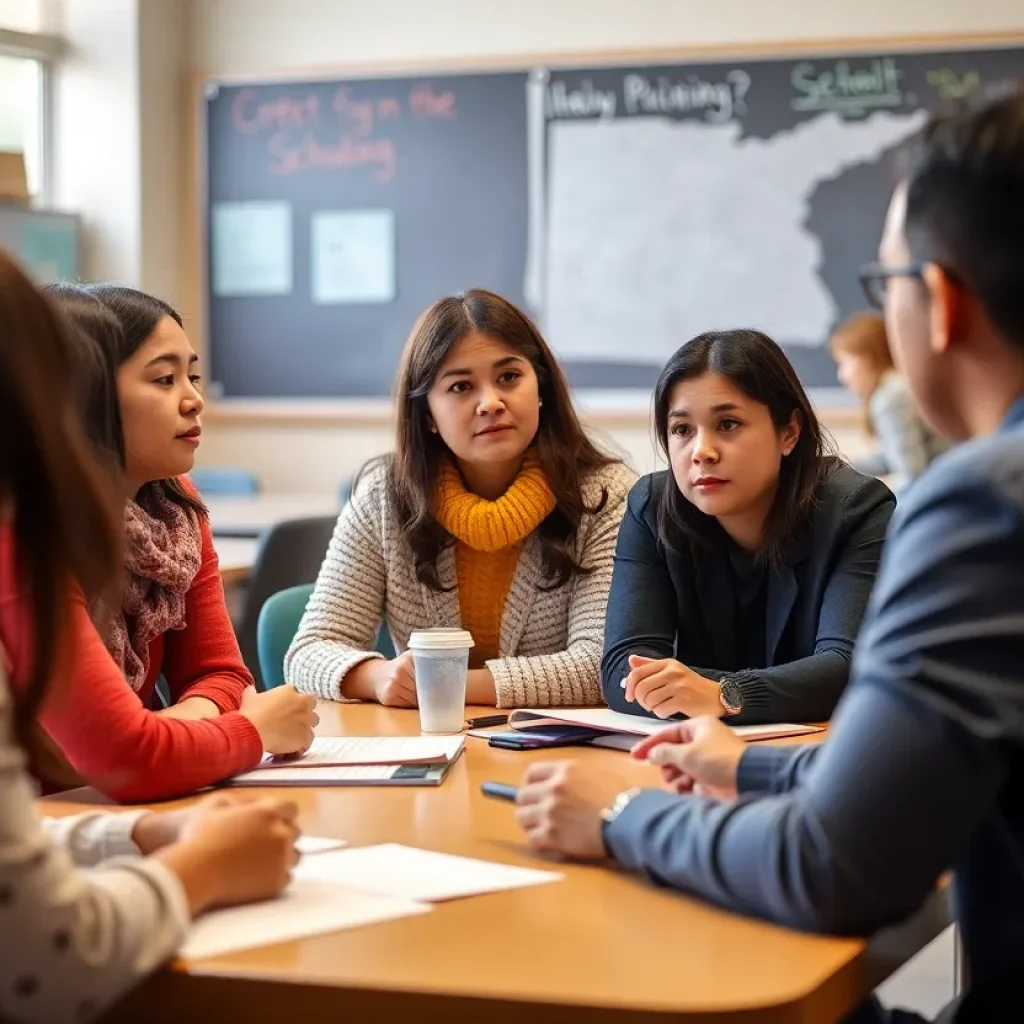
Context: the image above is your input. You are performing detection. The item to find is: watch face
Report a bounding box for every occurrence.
[721,679,743,713]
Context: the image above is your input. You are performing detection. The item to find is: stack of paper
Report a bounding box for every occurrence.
[226,735,466,787]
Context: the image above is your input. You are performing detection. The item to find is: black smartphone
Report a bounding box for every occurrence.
[487,726,598,750]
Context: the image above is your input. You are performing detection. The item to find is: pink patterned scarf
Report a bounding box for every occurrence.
[106,486,202,691]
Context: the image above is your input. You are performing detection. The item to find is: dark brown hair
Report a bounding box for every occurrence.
[0,251,121,748]
[900,86,1024,351]
[46,283,125,471]
[387,289,619,590]
[68,283,206,519]
[653,329,837,566]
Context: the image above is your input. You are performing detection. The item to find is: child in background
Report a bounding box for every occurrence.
[831,311,947,491]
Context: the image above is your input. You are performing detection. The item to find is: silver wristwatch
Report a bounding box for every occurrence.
[600,787,642,853]
[719,677,744,717]
[601,787,642,827]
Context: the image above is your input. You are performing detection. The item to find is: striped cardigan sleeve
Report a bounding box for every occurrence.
[486,468,632,708]
[285,472,389,701]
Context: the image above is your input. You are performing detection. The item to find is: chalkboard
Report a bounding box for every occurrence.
[203,41,1024,398]
[204,71,530,397]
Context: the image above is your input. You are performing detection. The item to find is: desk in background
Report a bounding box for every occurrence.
[45,703,948,1024]
[205,494,340,538]
[211,536,259,586]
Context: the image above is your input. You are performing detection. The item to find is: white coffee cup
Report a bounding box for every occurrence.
[406,628,475,734]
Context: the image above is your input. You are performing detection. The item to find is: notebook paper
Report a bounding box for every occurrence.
[508,707,822,742]
[261,735,465,768]
[228,764,405,786]
[294,843,563,902]
[179,880,430,960]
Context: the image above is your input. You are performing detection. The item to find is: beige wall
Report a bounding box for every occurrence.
[184,0,1023,493]
[54,0,142,284]
[190,0,1024,72]
[52,0,187,301]
[139,0,185,303]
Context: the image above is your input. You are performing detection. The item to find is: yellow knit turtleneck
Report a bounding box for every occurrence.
[435,458,556,667]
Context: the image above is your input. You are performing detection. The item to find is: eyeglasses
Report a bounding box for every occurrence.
[858,261,927,309]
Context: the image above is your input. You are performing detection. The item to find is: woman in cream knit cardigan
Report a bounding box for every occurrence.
[287,291,635,709]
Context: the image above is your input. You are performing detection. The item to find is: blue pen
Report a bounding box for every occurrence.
[481,781,519,802]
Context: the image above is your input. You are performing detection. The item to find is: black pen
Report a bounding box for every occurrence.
[481,781,519,802]
[466,713,509,729]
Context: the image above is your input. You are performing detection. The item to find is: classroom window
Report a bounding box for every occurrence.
[0,0,48,33]
[0,52,44,200]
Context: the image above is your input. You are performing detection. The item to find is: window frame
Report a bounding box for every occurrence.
[0,25,62,206]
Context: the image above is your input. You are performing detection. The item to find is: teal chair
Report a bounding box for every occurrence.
[256,583,396,690]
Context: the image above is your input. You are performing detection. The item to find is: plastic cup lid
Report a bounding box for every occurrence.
[407,628,474,651]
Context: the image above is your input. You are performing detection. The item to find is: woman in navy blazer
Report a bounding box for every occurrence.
[602,329,895,725]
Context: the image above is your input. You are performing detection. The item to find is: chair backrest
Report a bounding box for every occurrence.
[257,584,313,691]
[236,515,337,688]
[190,467,261,496]
[256,582,398,690]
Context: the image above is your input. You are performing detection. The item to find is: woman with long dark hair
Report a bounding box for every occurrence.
[1,283,317,803]
[288,289,635,708]
[602,329,895,724]
[0,250,299,1023]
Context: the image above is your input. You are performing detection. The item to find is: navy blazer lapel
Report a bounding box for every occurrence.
[766,535,811,662]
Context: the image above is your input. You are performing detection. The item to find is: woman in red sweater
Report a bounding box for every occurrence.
[0,284,318,803]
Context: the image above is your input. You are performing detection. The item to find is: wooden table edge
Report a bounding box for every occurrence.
[64,706,946,1023]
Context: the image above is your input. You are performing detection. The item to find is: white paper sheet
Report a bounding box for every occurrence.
[260,735,465,769]
[311,208,395,304]
[211,200,292,296]
[295,835,348,856]
[179,880,430,960]
[294,843,563,902]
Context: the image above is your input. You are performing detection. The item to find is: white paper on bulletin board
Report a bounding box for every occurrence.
[311,209,395,305]
[211,200,293,297]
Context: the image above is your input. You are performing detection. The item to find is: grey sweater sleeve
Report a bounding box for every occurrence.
[604,467,1021,934]
[870,375,933,485]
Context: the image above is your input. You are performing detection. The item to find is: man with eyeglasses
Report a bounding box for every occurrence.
[513,90,1024,1023]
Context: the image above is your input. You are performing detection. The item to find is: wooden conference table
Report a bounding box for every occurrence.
[42,703,948,1024]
